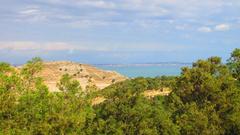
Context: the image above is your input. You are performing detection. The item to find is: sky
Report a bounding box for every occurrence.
[0,0,240,64]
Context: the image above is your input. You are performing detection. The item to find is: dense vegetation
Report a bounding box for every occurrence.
[0,49,240,134]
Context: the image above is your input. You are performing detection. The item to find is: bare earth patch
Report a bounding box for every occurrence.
[91,97,106,106]
[91,88,172,106]
[143,88,171,98]
[32,61,127,92]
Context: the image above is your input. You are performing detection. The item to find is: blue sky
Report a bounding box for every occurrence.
[0,0,240,64]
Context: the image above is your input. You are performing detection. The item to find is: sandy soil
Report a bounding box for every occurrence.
[35,61,127,92]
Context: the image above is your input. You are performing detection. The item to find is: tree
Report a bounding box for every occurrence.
[92,78,179,135]
[0,58,49,134]
[0,62,13,74]
[2,53,240,134]
[20,57,44,91]
[0,62,19,133]
[21,57,43,79]
[57,74,82,95]
[0,59,94,134]
[227,48,240,81]
[167,56,240,134]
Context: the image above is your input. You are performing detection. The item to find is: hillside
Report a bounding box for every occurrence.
[32,61,127,91]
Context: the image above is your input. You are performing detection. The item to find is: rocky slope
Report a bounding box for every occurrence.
[36,61,127,92]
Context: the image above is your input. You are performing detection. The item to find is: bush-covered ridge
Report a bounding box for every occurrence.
[0,48,240,135]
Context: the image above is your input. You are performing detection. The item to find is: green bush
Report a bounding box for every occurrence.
[1,49,240,134]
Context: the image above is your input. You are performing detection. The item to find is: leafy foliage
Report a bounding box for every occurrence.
[167,56,240,135]
[57,74,82,95]
[228,48,240,82]
[0,49,240,134]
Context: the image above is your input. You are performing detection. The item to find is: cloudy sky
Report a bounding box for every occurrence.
[0,0,240,64]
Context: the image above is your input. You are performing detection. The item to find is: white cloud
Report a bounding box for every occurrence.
[0,41,188,53]
[69,19,128,28]
[3,0,240,29]
[0,41,108,51]
[197,24,231,32]
[35,0,234,19]
[35,0,116,9]
[215,24,230,31]
[19,9,39,15]
[197,26,212,32]
[69,20,109,28]
[17,7,48,22]
[175,24,190,30]
[80,0,116,9]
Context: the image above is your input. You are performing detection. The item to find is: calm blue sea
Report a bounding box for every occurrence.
[96,64,191,78]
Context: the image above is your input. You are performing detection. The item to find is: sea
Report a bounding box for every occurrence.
[95,63,191,78]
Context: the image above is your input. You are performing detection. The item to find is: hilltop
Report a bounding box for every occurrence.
[20,61,127,91]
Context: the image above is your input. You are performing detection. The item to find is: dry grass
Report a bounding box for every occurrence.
[143,88,171,98]
[32,61,127,92]
[91,87,172,106]
[91,97,106,106]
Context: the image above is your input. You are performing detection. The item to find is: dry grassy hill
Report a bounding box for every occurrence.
[35,61,127,92]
